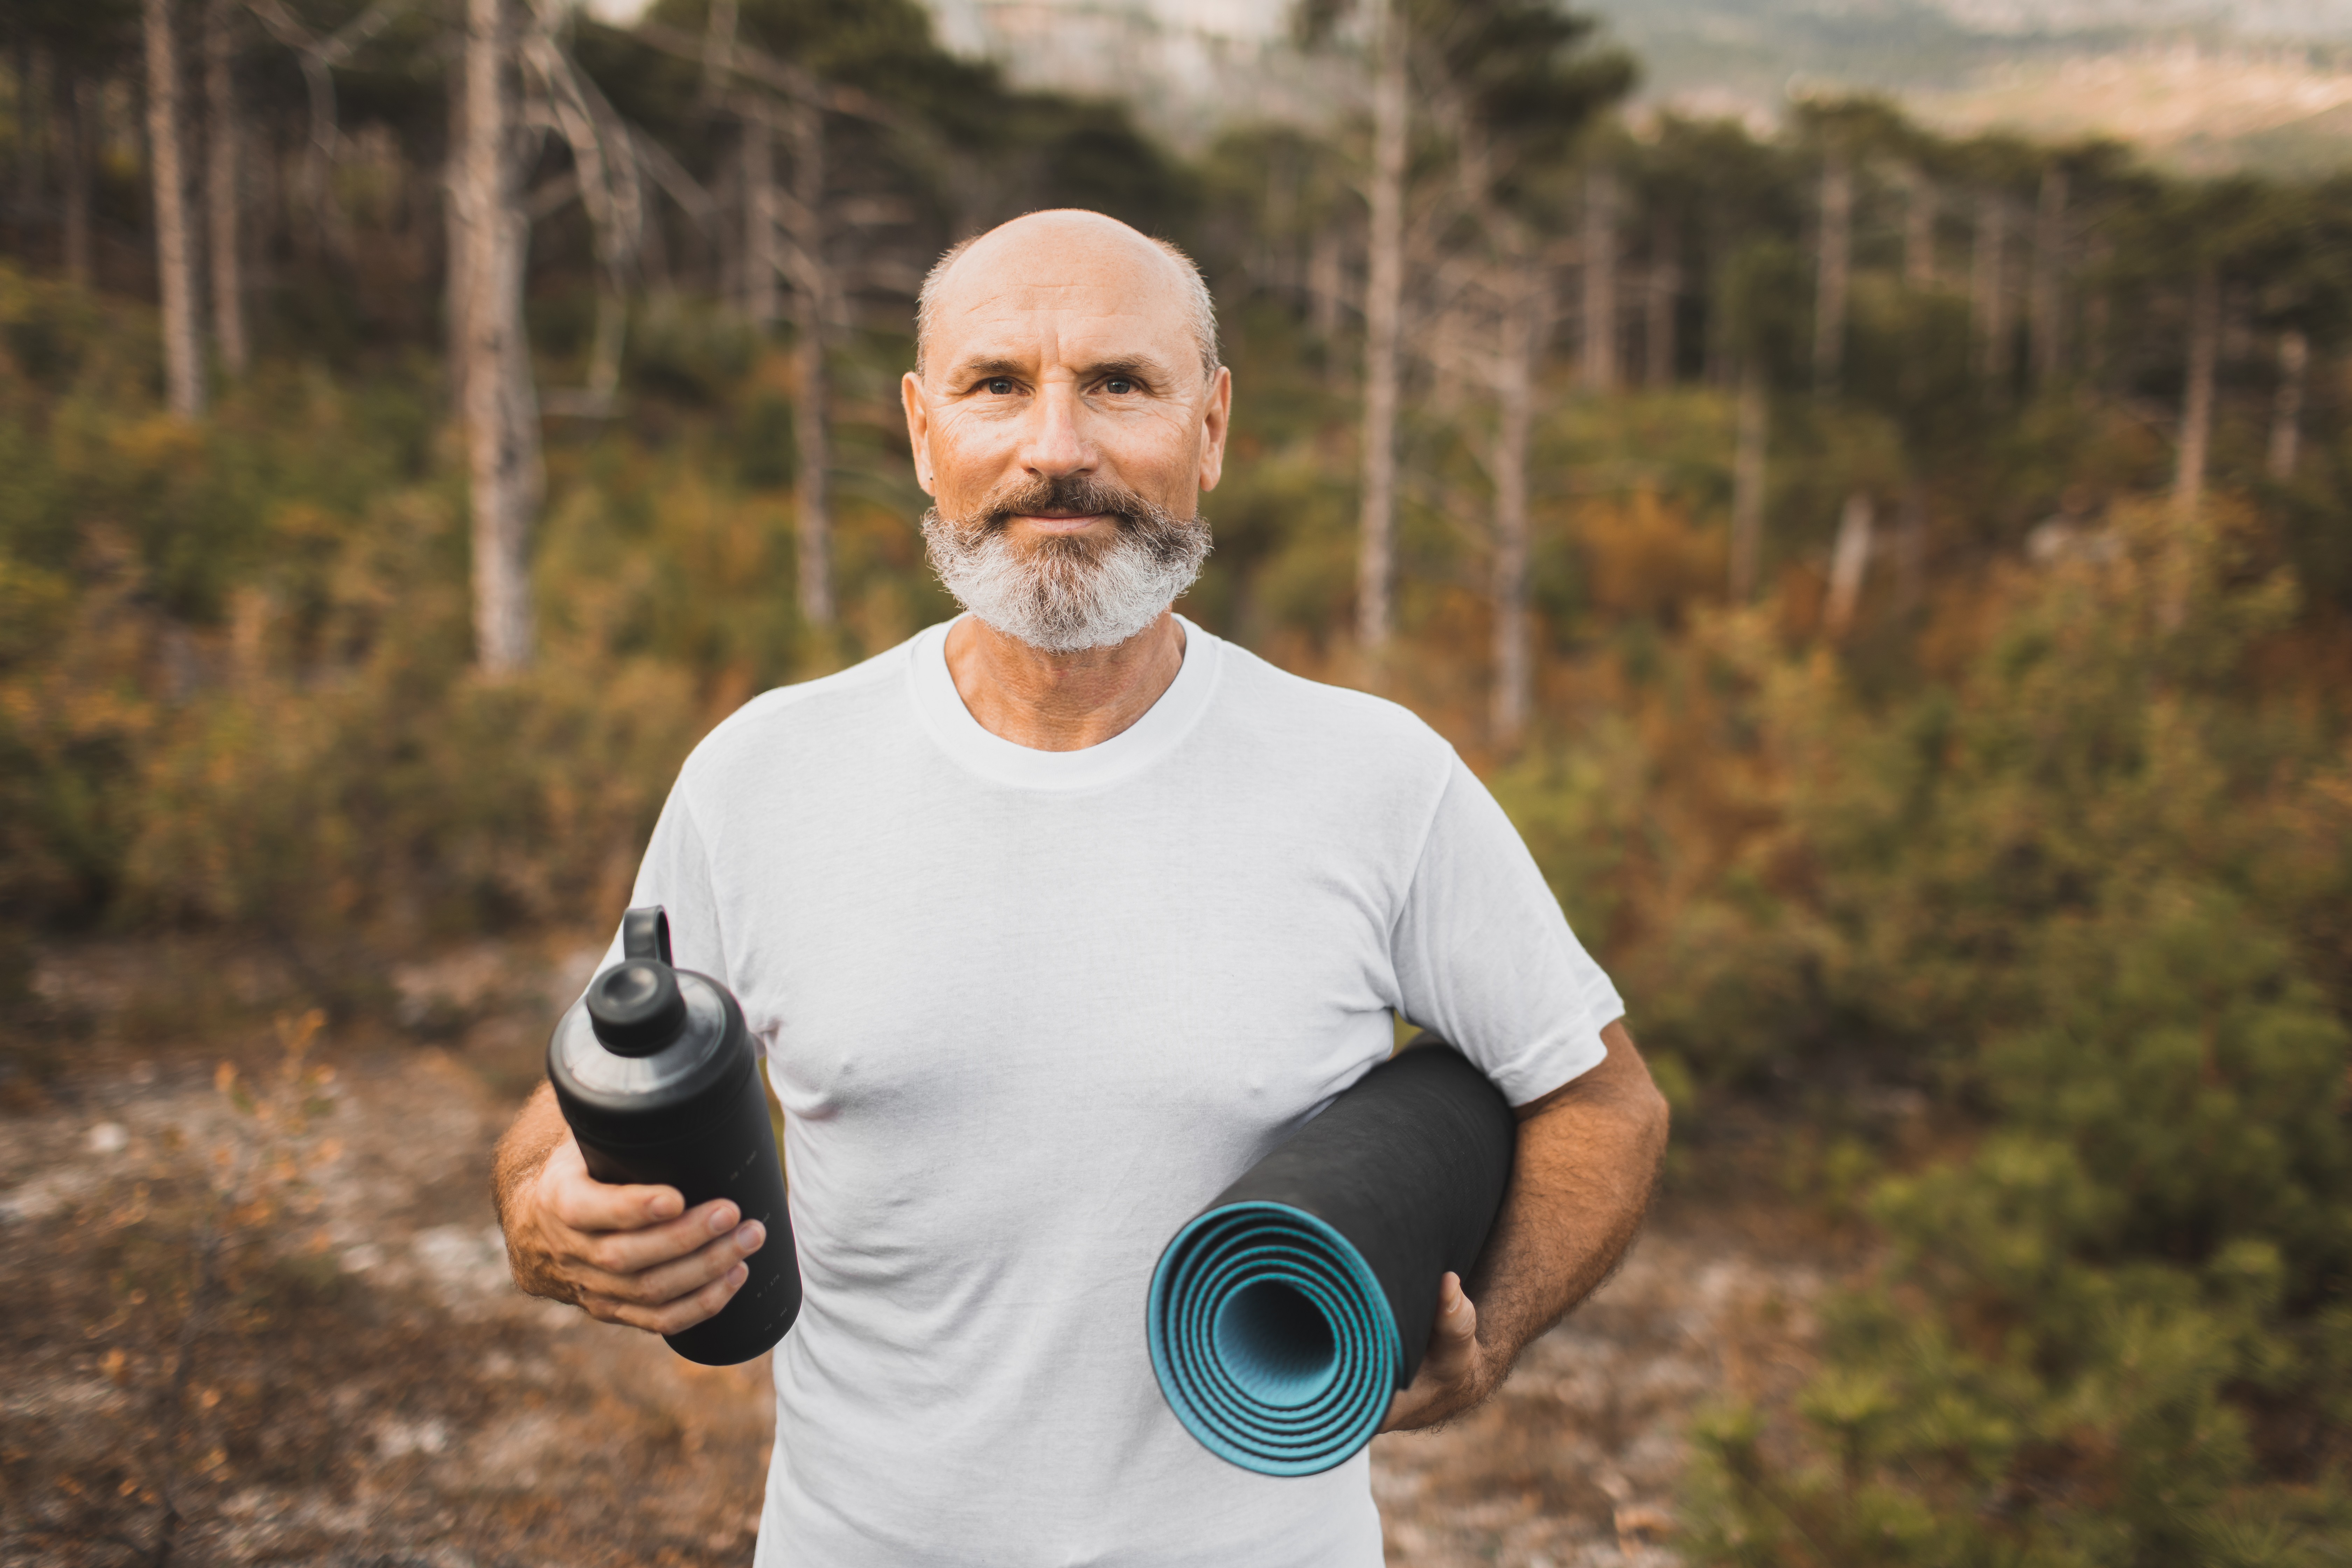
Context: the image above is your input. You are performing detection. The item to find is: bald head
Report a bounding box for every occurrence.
[915,210,1220,385]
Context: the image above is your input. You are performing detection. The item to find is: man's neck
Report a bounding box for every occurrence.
[943,611,1186,752]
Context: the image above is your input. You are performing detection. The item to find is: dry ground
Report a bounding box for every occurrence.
[2,940,1830,1568]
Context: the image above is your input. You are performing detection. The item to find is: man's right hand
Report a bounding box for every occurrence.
[498,1100,767,1335]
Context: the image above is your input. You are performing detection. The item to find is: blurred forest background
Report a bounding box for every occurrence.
[4,0,2351,1562]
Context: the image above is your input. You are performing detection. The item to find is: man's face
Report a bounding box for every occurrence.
[901,214,1233,650]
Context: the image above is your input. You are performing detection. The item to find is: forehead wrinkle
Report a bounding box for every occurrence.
[953,281,1170,323]
[942,343,1182,387]
[922,245,1198,373]
[932,309,1189,388]
[938,290,1184,345]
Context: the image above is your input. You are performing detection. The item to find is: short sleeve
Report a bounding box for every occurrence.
[1390,756,1625,1106]
[595,776,732,985]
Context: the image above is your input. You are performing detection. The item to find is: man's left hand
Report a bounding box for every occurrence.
[1378,1271,1497,1433]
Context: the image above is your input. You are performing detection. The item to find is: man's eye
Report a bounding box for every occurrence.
[985,378,1015,395]
[1104,378,1134,395]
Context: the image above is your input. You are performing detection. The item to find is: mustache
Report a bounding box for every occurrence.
[961,474,1171,536]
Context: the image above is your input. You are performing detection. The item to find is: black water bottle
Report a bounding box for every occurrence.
[546,905,801,1366]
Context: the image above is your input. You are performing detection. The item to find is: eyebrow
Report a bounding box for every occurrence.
[945,356,1029,383]
[942,352,1180,386]
[1085,356,1174,384]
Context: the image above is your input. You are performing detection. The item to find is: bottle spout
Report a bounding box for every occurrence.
[623,905,673,965]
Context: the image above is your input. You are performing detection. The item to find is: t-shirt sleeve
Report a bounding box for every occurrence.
[595,773,731,985]
[1390,755,1625,1107]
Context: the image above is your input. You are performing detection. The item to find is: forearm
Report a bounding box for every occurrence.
[1465,1020,1670,1362]
[492,1083,570,1239]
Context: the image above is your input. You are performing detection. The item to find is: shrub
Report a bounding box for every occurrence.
[1675,509,2352,1561]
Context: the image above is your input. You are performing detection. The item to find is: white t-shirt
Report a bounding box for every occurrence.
[609,615,1624,1567]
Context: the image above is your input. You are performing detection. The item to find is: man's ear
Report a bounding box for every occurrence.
[901,371,935,496]
[1196,365,1233,494]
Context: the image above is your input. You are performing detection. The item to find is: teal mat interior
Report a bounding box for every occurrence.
[1146,1200,1402,1476]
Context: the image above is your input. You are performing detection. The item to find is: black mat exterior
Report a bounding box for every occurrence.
[1206,1040,1517,1390]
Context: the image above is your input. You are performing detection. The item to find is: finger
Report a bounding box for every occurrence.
[1379,1278,1483,1434]
[542,1149,693,1233]
[584,1223,765,1306]
[541,1138,687,1225]
[1432,1272,1478,1350]
[574,1200,747,1276]
[602,1261,750,1336]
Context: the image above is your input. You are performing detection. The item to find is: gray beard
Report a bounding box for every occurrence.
[922,492,1211,654]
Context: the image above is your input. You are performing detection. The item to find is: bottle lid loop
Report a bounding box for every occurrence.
[623,905,673,964]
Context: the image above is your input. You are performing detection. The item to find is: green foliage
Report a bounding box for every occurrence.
[1669,516,2352,1561]
[0,264,860,949]
[1415,0,1637,184]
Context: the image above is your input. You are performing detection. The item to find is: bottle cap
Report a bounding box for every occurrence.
[586,959,688,1057]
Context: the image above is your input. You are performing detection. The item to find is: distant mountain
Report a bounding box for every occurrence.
[914,0,2352,173]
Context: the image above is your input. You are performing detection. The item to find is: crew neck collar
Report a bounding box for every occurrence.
[906,614,1223,792]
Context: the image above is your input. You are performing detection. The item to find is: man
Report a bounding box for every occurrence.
[495,209,1668,1564]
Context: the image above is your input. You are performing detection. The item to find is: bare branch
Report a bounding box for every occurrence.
[631,128,716,229]
[318,0,411,65]
[242,0,416,245]
[631,18,909,131]
[242,0,412,64]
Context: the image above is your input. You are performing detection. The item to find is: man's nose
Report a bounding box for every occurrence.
[1017,380,1094,477]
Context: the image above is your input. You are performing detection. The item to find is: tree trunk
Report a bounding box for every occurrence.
[742,112,778,330]
[1703,251,1731,389]
[280,18,356,268]
[443,39,471,408]
[700,0,738,99]
[1813,149,1851,394]
[713,148,742,310]
[2082,235,2113,391]
[789,95,832,629]
[1730,360,1767,603]
[146,0,206,418]
[1578,163,1617,393]
[1490,252,1548,749]
[461,0,537,674]
[1645,216,1677,388]
[793,313,832,627]
[1904,169,1936,288]
[1260,147,1297,298]
[204,0,247,376]
[1308,224,1342,344]
[14,47,47,246]
[58,72,93,288]
[1972,190,2010,387]
[2268,327,2307,482]
[2173,261,2218,525]
[1894,476,1927,617]
[638,171,674,305]
[1823,490,1873,638]
[2029,163,2066,386]
[1356,0,1406,652]
[252,109,285,302]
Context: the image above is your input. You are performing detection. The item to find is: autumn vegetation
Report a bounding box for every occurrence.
[4,0,2351,1559]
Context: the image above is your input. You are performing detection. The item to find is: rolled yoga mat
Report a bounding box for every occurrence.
[1146,1040,1518,1476]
